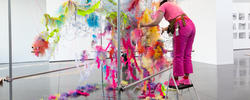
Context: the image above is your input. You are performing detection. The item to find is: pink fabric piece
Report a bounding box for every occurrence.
[127,57,139,80]
[95,46,107,69]
[133,29,143,41]
[68,90,76,94]
[96,57,101,69]
[122,37,142,73]
[97,32,107,39]
[105,65,110,80]
[158,2,184,21]
[173,18,196,76]
[121,56,138,80]
[111,70,117,88]
[48,96,56,100]
[76,90,90,96]
[105,42,111,51]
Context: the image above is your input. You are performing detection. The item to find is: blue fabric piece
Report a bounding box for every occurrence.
[87,13,99,28]
[103,65,107,72]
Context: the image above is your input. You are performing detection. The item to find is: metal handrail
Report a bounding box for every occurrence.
[4,64,84,82]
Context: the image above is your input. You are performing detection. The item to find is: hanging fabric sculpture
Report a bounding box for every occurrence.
[33,0,172,99]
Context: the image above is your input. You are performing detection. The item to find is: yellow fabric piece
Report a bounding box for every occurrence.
[121,80,128,86]
[142,56,153,69]
[154,46,163,59]
[143,81,148,91]
[140,8,160,46]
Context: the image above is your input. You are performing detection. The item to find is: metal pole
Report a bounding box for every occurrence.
[117,0,121,99]
[8,0,13,100]
[100,22,105,100]
[101,63,105,99]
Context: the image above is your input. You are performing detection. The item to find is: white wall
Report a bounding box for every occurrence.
[216,0,234,65]
[46,0,102,61]
[50,34,100,61]
[12,0,48,63]
[0,0,48,63]
[177,0,234,65]
[0,0,9,63]
[178,0,218,64]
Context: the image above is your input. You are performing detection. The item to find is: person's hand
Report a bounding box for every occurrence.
[161,27,164,35]
[161,27,168,35]
[163,27,168,31]
[139,23,144,28]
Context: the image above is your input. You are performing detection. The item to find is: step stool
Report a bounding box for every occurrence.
[165,68,200,100]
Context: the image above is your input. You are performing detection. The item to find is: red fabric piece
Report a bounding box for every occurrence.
[128,0,140,11]
[183,75,189,79]
[32,37,49,57]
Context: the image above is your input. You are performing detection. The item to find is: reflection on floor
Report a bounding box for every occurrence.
[0,50,250,100]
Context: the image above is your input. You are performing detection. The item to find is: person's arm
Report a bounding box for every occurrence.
[140,11,164,27]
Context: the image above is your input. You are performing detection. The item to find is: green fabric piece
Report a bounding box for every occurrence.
[167,14,187,34]
[108,0,117,5]
[64,6,69,14]
[106,12,129,26]
[54,35,60,43]
[47,29,59,41]
[181,15,186,26]
[121,12,129,25]
[77,1,101,17]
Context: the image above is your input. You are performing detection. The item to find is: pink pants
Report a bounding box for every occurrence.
[173,18,196,76]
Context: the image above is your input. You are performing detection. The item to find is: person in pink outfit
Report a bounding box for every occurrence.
[140,0,196,87]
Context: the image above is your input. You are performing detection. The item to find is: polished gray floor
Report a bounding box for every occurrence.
[0,50,250,100]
